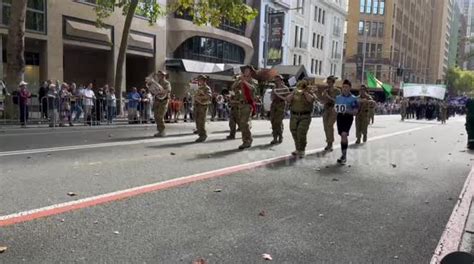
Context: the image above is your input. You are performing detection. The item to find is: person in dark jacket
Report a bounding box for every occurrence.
[38,81,48,119]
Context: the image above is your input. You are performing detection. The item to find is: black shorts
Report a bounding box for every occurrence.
[337,113,354,135]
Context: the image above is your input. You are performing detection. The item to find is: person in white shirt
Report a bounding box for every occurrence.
[83,83,96,125]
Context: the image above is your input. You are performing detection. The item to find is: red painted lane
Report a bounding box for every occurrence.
[0,155,292,227]
[430,166,474,264]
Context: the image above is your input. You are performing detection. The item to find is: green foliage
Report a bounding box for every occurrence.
[94,0,257,27]
[446,67,474,94]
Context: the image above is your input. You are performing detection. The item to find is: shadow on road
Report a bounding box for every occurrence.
[109,133,195,142]
[146,141,197,149]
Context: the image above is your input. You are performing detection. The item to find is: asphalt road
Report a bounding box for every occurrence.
[0,115,472,263]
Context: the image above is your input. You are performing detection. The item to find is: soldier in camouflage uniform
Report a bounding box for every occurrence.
[230,65,258,149]
[400,98,409,121]
[227,75,241,140]
[193,75,212,142]
[153,70,172,137]
[270,75,290,144]
[355,85,374,144]
[287,80,316,158]
[316,76,341,151]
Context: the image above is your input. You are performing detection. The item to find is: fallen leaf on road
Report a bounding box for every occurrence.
[394,255,399,259]
[448,153,452,155]
[170,152,176,156]
[67,192,77,197]
[448,197,453,201]
[332,178,339,182]
[0,246,7,253]
[424,201,430,204]
[27,156,32,159]
[213,189,222,193]
[108,134,113,138]
[113,231,120,235]
[207,155,212,158]
[460,150,467,153]
[262,253,273,261]
[424,167,429,170]
[430,137,434,140]
[192,258,207,264]
[325,166,330,168]
[259,210,266,217]
[60,219,65,223]
[93,221,99,224]
[329,241,335,245]
[315,168,321,171]
[391,163,397,168]
[319,213,324,217]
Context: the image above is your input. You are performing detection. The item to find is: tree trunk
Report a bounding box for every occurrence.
[115,0,138,114]
[4,0,27,119]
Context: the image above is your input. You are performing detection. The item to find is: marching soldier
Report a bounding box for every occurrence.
[227,75,241,140]
[440,100,448,124]
[368,99,376,124]
[270,75,290,144]
[355,85,374,144]
[400,98,409,121]
[231,65,258,150]
[316,76,341,151]
[287,80,315,158]
[193,75,212,142]
[153,70,172,137]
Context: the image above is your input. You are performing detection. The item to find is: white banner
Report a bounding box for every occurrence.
[402,83,446,100]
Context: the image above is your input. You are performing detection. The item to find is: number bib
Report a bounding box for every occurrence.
[335,104,347,113]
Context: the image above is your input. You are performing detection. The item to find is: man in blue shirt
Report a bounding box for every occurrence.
[335,79,359,164]
[128,87,141,124]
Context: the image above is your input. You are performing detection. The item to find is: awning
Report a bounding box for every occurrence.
[271,65,308,80]
[166,59,243,74]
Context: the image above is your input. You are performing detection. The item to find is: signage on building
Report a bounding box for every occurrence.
[267,12,285,66]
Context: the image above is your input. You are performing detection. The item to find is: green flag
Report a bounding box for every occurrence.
[366,71,392,97]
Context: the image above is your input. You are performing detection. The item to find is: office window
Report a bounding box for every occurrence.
[299,0,305,14]
[335,42,339,58]
[318,8,322,23]
[311,59,315,73]
[320,36,324,50]
[315,60,319,75]
[365,21,371,36]
[373,0,379,14]
[360,0,366,13]
[371,22,378,37]
[293,54,297,65]
[379,0,385,15]
[376,65,382,79]
[299,27,304,48]
[322,10,325,24]
[331,40,335,58]
[377,44,382,58]
[365,43,370,57]
[357,42,363,55]
[379,22,384,37]
[317,35,320,49]
[370,44,376,58]
[366,0,372,14]
[358,21,364,35]
[299,55,302,65]
[334,64,337,75]
[314,6,318,21]
[2,0,46,32]
[312,33,316,48]
[319,61,322,75]
[294,26,299,47]
[174,36,245,63]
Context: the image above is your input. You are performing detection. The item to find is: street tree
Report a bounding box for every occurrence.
[446,67,474,95]
[94,0,258,95]
[4,0,28,118]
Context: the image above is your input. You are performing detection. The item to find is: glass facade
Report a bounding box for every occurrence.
[174,36,245,64]
[174,11,245,36]
[2,0,46,33]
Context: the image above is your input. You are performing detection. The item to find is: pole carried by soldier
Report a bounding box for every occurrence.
[315,76,341,151]
[146,70,171,137]
[270,75,290,144]
[193,74,212,142]
[287,80,316,158]
[355,85,374,144]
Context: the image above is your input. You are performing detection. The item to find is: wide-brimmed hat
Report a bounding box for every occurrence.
[197,74,209,80]
[326,75,338,82]
[157,70,167,75]
[18,81,28,86]
[274,74,284,80]
[241,65,257,73]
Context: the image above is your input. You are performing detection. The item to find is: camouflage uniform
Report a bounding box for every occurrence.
[270,84,289,144]
[319,87,341,150]
[194,83,212,141]
[355,93,374,143]
[231,77,257,149]
[289,85,315,156]
[153,79,171,137]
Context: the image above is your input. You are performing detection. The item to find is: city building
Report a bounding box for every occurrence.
[0,0,167,95]
[286,0,347,79]
[344,0,452,89]
[460,0,473,69]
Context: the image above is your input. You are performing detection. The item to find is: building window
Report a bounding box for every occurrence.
[370,43,376,58]
[378,22,384,37]
[293,54,297,65]
[2,0,46,33]
[316,35,320,48]
[373,0,379,15]
[314,6,318,21]
[334,64,337,75]
[312,33,316,48]
[376,65,382,79]
[360,0,366,13]
[357,42,363,55]
[377,44,382,58]
[366,0,372,14]
[371,22,378,37]
[322,10,325,24]
[315,60,319,75]
[299,27,304,48]
[311,59,315,73]
[379,0,385,15]
[320,36,324,50]
[333,16,341,37]
[294,26,299,47]
[298,55,302,65]
[297,0,304,15]
[174,36,245,64]
[358,20,364,35]
[75,0,97,4]
[318,8,322,23]
[319,61,322,75]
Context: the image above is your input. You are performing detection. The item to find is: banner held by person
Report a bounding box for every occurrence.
[402,83,446,100]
